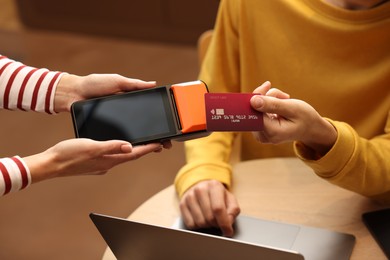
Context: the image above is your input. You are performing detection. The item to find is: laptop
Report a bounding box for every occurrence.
[90,213,355,260]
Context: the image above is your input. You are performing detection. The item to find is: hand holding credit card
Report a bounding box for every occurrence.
[205,93,263,131]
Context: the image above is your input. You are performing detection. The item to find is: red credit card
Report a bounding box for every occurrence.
[205,93,263,131]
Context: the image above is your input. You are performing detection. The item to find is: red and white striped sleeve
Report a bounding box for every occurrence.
[1,55,66,196]
[0,54,65,114]
[0,156,31,196]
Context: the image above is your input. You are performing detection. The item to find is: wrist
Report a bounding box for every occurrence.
[23,152,56,183]
[54,74,82,113]
[301,118,337,157]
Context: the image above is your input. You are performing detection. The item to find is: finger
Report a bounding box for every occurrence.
[252,130,270,143]
[122,79,156,91]
[120,143,133,153]
[179,200,196,229]
[109,142,132,154]
[92,74,156,93]
[252,81,271,95]
[162,140,172,149]
[113,75,156,92]
[209,185,234,237]
[130,143,163,159]
[194,185,218,227]
[226,192,241,220]
[184,192,207,228]
[103,143,162,163]
[153,146,163,153]
[90,140,133,156]
[266,88,290,99]
[251,95,295,119]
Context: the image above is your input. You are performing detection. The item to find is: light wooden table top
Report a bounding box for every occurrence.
[102,158,386,259]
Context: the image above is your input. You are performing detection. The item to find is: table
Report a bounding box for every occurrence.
[102,158,387,259]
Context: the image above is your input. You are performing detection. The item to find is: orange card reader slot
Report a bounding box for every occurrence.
[171,80,208,133]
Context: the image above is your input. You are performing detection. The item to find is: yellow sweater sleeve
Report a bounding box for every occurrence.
[295,114,390,203]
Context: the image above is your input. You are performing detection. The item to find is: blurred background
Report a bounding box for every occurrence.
[0,0,219,259]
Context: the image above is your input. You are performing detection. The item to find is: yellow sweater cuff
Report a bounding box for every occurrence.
[294,120,356,179]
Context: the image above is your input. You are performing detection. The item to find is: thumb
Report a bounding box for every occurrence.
[250,95,265,110]
[251,95,294,118]
[99,140,133,155]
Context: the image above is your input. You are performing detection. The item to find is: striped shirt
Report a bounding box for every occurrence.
[0,55,64,196]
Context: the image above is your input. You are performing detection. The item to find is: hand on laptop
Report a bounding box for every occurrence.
[179,180,241,237]
[23,138,170,183]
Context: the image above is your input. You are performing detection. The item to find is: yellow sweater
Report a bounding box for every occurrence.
[175,0,390,203]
